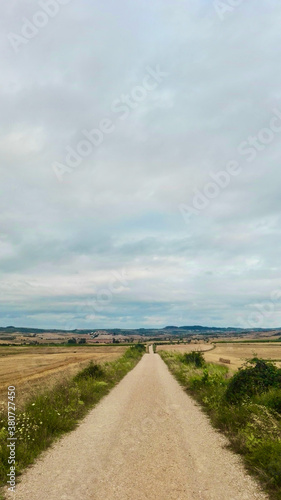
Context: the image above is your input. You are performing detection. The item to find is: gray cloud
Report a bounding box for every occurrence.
[1,1,281,328]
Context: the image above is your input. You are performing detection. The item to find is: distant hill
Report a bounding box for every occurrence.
[0,325,279,337]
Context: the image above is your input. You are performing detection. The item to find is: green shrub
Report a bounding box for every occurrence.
[225,358,281,404]
[123,344,146,359]
[160,351,281,500]
[73,362,104,381]
[254,389,281,415]
[181,351,205,368]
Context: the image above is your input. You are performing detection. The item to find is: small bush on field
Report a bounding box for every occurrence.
[181,351,205,368]
[73,362,104,381]
[160,350,281,500]
[0,345,145,489]
[225,358,281,404]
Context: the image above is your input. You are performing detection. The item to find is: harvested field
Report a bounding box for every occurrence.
[157,342,281,372]
[0,345,126,408]
[204,342,281,371]
[157,343,214,353]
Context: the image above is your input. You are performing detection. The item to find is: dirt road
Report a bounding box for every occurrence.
[11,347,268,500]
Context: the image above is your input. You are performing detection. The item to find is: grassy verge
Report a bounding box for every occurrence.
[159,350,281,500]
[0,344,145,492]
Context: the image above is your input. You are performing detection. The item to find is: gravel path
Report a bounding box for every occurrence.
[10,348,268,500]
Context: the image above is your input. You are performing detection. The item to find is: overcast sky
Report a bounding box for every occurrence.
[1,0,281,329]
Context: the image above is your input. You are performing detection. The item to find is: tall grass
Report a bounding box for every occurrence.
[160,350,281,500]
[0,344,145,490]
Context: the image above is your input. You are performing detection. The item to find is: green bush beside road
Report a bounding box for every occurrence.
[160,350,281,500]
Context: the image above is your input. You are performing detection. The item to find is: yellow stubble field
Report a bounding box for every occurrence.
[157,342,281,372]
[0,345,126,408]
[157,343,214,354]
[204,342,281,371]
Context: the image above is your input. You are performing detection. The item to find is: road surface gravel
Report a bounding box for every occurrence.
[10,347,268,500]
